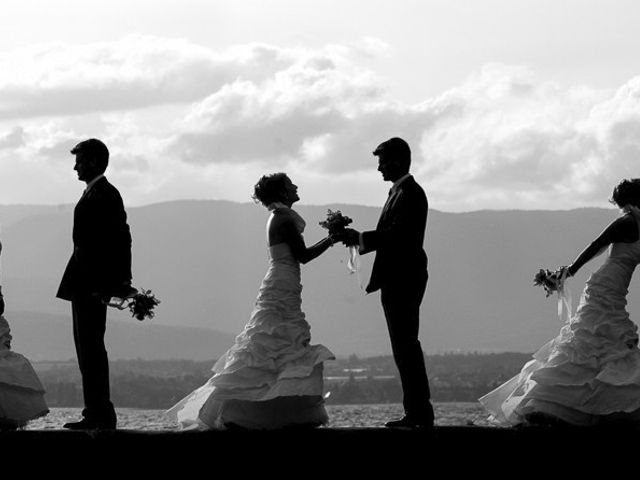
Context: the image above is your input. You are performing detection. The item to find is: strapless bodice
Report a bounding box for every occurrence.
[589,238,640,296]
[268,242,299,268]
[607,239,640,267]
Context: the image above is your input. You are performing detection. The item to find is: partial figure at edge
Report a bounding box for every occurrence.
[480,178,640,427]
[0,241,49,430]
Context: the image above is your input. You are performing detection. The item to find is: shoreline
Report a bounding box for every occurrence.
[22,402,494,430]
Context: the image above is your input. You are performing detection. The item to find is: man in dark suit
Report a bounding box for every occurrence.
[57,138,133,430]
[343,137,433,429]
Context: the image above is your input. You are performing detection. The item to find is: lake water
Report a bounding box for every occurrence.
[24,402,496,430]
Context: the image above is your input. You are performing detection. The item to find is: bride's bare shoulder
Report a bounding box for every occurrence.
[601,213,639,243]
[270,208,296,221]
[268,209,297,230]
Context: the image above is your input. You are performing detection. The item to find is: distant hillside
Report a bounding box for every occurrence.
[7,311,237,361]
[0,204,72,227]
[0,200,632,357]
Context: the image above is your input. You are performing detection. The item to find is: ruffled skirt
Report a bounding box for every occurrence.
[166,261,335,430]
[480,273,640,426]
[0,351,49,427]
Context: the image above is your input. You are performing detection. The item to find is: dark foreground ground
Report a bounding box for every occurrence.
[2,425,638,476]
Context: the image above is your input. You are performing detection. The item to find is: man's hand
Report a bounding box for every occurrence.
[114,282,138,299]
[341,228,361,247]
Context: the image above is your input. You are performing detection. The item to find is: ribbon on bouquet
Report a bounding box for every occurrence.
[346,245,364,290]
[556,269,573,323]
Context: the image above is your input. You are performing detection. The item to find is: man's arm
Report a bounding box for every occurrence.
[100,186,133,289]
[363,189,427,253]
[342,188,427,254]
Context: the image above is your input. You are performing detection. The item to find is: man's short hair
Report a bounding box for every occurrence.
[70,138,109,174]
[373,137,411,171]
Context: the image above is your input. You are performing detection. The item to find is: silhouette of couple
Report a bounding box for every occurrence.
[165,137,434,430]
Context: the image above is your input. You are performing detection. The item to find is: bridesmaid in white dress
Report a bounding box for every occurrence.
[480,179,640,426]
[167,173,336,429]
[0,242,48,430]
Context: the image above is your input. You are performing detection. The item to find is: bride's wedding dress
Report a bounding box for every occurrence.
[166,209,334,429]
[0,316,48,428]
[480,224,640,426]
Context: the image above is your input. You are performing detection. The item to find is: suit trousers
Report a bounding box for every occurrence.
[72,295,116,424]
[380,271,433,422]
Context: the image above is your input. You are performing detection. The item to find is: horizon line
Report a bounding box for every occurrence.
[0,198,621,215]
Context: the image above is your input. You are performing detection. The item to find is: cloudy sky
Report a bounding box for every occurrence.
[1,0,639,211]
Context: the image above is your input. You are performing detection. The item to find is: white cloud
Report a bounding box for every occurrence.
[168,45,434,172]
[0,36,298,119]
[0,37,639,211]
[416,64,640,210]
[0,126,25,150]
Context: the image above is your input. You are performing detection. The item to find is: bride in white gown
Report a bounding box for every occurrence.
[0,242,48,430]
[167,173,336,429]
[480,179,640,426]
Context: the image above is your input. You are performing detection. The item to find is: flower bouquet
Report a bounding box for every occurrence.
[533,267,568,297]
[319,209,360,277]
[106,288,161,321]
[534,266,573,322]
[319,209,353,236]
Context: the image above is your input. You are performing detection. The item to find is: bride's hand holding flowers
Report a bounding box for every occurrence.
[339,228,360,247]
[533,265,571,297]
[328,228,357,246]
[319,210,361,276]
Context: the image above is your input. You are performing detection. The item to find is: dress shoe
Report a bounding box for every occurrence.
[63,419,116,430]
[384,416,434,430]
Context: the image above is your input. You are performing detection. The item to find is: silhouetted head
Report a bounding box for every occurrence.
[71,138,109,183]
[373,137,411,182]
[610,179,640,209]
[253,172,300,207]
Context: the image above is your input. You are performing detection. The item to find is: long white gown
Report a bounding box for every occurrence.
[480,225,640,426]
[0,315,48,427]
[166,209,335,429]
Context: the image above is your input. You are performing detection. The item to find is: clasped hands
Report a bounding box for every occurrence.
[330,228,360,247]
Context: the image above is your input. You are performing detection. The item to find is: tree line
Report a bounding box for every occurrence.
[34,352,532,409]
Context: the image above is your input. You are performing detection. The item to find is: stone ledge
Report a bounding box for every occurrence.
[2,426,637,475]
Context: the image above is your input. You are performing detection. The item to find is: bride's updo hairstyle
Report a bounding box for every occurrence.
[252,172,289,206]
[610,178,640,209]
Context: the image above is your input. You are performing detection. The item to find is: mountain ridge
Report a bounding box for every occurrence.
[0,199,631,358]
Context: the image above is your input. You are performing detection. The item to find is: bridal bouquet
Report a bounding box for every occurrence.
[106,288,161,321]
[534,267,573,323]
[319,209,353,235]
[533,267,568,297]
[128,289,161,321]
[319,209,361,278]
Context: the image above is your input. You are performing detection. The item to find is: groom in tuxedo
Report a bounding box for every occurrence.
[343,137,434,429]
[57,138,133,430]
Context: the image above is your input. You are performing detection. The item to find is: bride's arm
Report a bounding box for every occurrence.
[273,215,334,264]
[294,236,335,265]
[567,215,638,276]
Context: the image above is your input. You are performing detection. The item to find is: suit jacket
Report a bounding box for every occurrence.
[361,175,428,293]
[57,177,132,301]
